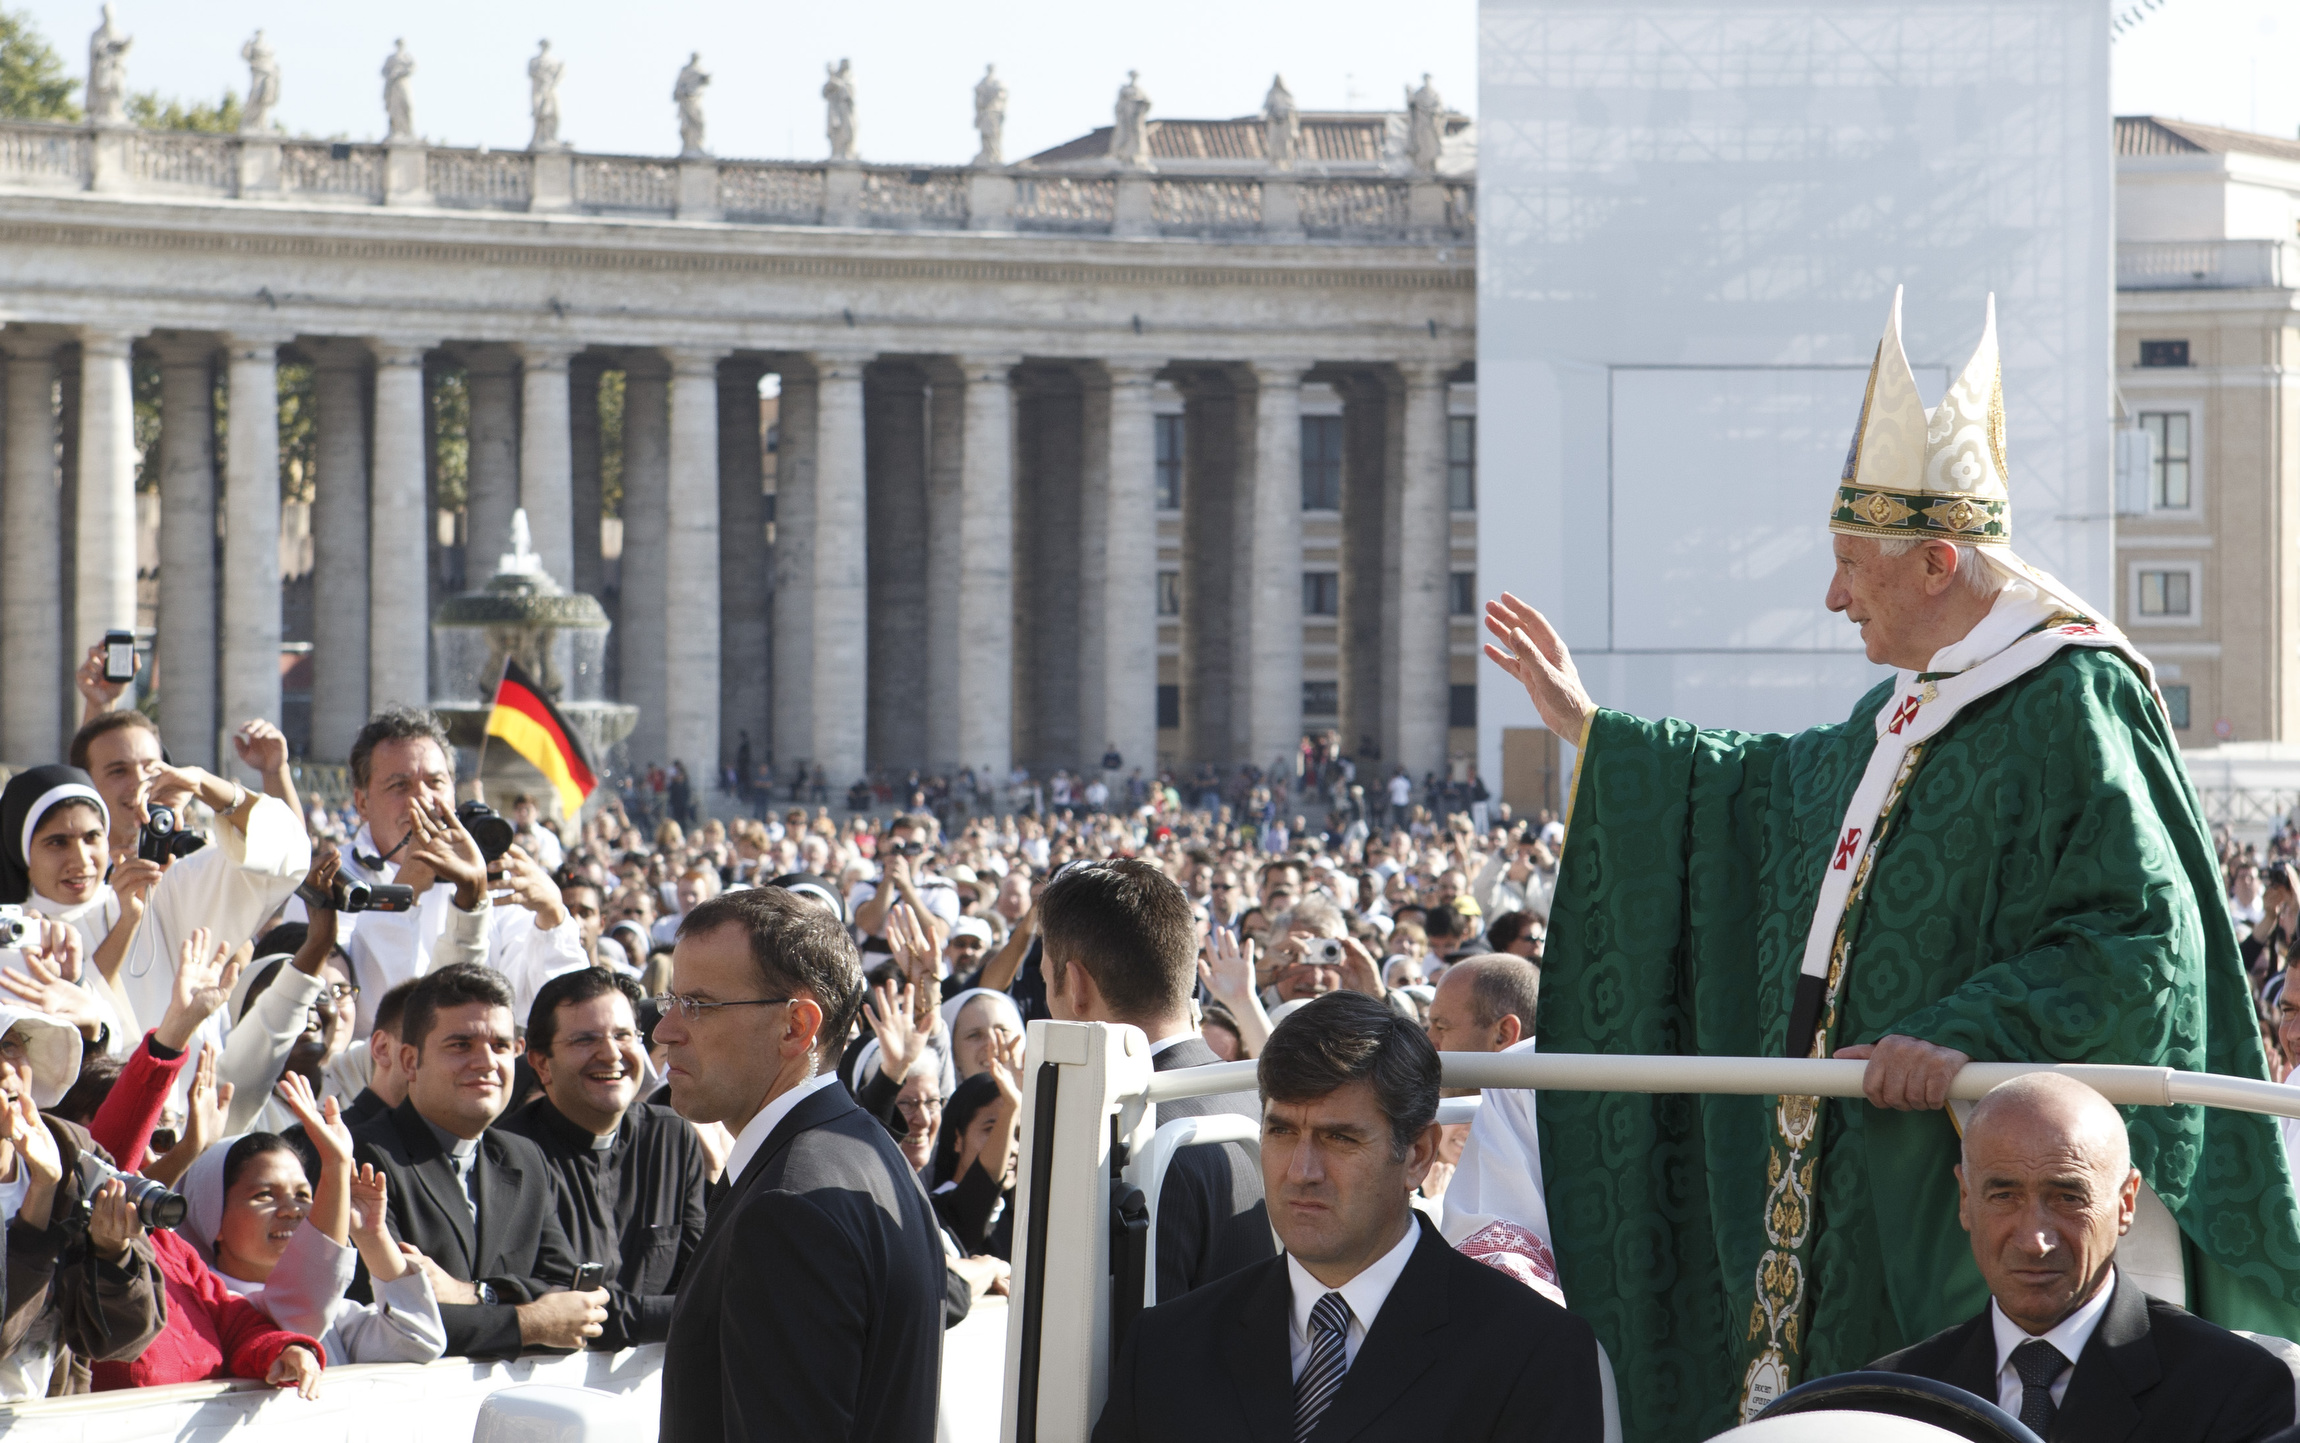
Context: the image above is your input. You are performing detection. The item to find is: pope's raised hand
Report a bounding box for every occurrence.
[1482,592,1596,740]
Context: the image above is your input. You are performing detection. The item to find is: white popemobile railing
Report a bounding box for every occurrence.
[998,1021,2300,1443]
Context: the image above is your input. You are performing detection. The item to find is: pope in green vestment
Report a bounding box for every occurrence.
[1484,293,2300,1442]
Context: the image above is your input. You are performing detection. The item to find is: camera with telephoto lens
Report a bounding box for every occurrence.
[0,905,30,948]
[136,805,207,865]
[70,1153,186,1231]
[456,800,515,863]
[296,874,416,914]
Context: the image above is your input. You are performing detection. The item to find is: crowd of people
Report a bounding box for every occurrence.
[0,636,1567,1421]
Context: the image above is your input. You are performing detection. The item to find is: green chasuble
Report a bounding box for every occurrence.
[1539,644,2300,1443]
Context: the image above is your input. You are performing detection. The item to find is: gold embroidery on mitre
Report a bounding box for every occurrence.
[1987,369,2008,483]
[1922,496,1990,534]
[1851,492,1915,528]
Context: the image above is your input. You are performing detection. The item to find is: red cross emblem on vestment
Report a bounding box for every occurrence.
[1887,696,1921,735]
[2060,624,2099,637]
[1832,828,1863,871]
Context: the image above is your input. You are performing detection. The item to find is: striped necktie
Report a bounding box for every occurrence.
[1294,1291,1352,1442]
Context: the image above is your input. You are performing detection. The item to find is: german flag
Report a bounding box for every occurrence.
[484,660,598,815]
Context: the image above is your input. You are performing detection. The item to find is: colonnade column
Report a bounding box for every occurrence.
[1246,361,1309,771]
[515,341,578,584]
[1100,362,1161,784]
[809,352,870,789]
[463,347,519,579]
[923,366,964,771]
[618,354,670,771]
[308,341,371,764]
[956,355,1018,784]
[74,328,138,671]
[771,366,818,780]
[569,359,606,600]
[1394,361,1451,779]
[150,337,219,768]
[367,339,434,710]
[665,346,726,793]
[1,336,64,763]
[222,333,287,775]
[718,360,768,787]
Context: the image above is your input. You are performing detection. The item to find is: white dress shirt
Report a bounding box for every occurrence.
[1989,1268,2117,1415]
[723,1070,845,1186]
[1286,1216,1421,1381]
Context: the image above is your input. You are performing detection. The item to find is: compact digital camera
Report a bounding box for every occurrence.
[137,805,207,864]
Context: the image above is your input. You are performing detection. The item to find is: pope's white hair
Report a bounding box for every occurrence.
[1870,536,2007,600]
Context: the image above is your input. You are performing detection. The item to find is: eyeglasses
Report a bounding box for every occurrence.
[650,992,794,1022]
[315,983,360,1005]
[895,1097,944,1122]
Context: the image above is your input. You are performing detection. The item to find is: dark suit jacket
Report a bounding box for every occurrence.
[1096,1212,1605,1443]
[660,1080,945,1443]
[1152,1034,1276,1300]
[1872,1273,2295,1443]
[349,1098,582,1360]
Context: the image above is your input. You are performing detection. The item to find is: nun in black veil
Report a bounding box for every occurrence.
[0,765,134,1052]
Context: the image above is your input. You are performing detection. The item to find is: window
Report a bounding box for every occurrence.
[1302,572,1339,617]
[1302,680,1338,716]
[2137,570,2192,617]
[2139,412,2190,510]
[1447,416,1476,510]
[2138,340,2189,369]
[1300,416,1343,510]
[1154,415,1184,510]
[2163,684,2192,731]
[1449,572,1476,616]
[1156,684,1180,729]
[1156,572,1180,616]
[1449,683,1477,728]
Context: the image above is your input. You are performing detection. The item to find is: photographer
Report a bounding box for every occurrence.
[0,1005,166,1397]
[329,710,588,1035]
[68,709,312,1055]
[2246,862,2300,995]
[849,815,960,956]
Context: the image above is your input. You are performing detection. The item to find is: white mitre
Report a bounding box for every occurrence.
[1829,286,2108,624]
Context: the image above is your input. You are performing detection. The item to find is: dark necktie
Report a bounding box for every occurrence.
[1294,1291,1352,1443]
[2010,1337,2067,1437]
[705,1172,731,1212]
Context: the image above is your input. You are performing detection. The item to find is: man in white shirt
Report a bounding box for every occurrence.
[1874,1073,2293,1441]
[1094,992,1603,1443]
[330,709,588,1037]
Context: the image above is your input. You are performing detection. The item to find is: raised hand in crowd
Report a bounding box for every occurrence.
[1197,927,1272,1058]
[148,1043,232,1187]
[155,926,244,1052]
[5,1088,63,1231]
[275,1071,354,1243]
[349,1165,420,1284]
[144,757,257,831]
[1336,936,1388,1000]
[231,717,302,818]
[74,640,135,723]
[0,920,107,1043]
[401,797,487,907]
[886,901,942,1022]
[864,978,930,1085]
[490,843,569,928]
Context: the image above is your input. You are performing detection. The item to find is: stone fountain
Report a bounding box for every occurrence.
[429,509,638,817]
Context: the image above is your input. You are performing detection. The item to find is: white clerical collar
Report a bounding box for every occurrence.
[1989,1266,2115,1390]
[1287,1213,1421,1350]
[1146,1031,1196,1058]
[723,1070,842,1184]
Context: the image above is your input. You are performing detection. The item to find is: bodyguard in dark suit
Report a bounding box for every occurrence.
[1095,993,1604,1443]
[1039,859,1276,1299]
[1871,1073,2293,1443]
[348,964,601,1360]
[657,888,944,1443]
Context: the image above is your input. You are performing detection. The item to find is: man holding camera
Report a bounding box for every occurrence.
[331,709,588,1036]
[69,705,312,1052]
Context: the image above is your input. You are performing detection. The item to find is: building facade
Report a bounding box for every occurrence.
[0,101,1476,798]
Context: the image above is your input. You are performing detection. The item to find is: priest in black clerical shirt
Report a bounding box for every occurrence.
[498,968,709,1349]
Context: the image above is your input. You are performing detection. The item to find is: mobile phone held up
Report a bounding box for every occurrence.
[102,629,135,684]
[573,1261,605,1291]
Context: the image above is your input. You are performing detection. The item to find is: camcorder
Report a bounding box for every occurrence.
[137,805,207,864]
[69,1152,187,1231]
[296,874,416,914]
[457,800,515,862]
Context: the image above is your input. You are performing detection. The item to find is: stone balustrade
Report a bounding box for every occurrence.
[0,117,1473,242]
